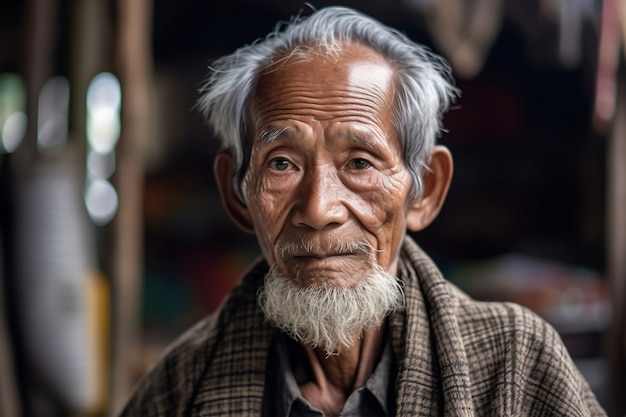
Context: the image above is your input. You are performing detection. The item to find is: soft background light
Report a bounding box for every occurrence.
[86,73,121,155]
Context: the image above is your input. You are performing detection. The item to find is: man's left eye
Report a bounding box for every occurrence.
[269,158,292,171]
[350,158,372,170]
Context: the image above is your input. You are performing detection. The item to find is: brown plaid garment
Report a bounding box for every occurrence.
[118,236,606,416]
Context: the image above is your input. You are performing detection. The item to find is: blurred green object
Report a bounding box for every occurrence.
[0,74,27,154]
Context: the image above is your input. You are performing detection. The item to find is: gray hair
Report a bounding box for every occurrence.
[198,6,458,201]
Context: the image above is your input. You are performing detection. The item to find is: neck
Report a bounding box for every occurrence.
[296,323,386,417]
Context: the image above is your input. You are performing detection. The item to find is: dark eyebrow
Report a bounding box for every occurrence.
[258,127,290,143]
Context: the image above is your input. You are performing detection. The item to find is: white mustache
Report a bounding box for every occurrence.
[279,238,376,260]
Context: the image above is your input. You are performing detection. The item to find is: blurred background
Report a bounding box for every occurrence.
[0,0,625,416]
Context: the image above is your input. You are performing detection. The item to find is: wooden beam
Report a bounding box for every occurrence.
[109,0,153,414]
[606,62,626,417]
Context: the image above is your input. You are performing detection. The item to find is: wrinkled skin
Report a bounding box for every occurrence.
[214,42,453,415]
[241,43,415,288]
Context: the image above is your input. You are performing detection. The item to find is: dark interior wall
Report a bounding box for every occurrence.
[147,0,605,264]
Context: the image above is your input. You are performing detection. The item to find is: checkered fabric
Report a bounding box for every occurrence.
[118,236,606,416]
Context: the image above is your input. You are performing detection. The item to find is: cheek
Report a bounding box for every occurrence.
[243,174,289,261]
[244,170,277,212]
[358,174,411,262]
[360,174,411,226]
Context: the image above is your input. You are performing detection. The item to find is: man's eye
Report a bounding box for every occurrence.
[269,158,292,171]
[350,158,371,170]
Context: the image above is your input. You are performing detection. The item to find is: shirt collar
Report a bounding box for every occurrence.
[271,331,396,416]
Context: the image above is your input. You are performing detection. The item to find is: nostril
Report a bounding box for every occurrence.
[292,203,349,231]
[290,170,350,230]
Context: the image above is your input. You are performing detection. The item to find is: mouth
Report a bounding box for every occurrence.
[276,238,377,286]
[276,237,375,279]
[287,251,369,272]
[293,252,355,261]
[292,252,356,259]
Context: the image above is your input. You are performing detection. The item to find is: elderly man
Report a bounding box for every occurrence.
[120,6,605,417]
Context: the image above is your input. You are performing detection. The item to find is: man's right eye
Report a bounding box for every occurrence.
[269,158,292,171]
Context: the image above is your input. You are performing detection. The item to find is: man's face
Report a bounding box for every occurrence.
[243,43,415,288]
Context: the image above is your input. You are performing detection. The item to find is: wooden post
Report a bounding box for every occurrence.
[607,65,626,417]
[0,239,19,417]
[5,0,58,414]
[109,0,153,414]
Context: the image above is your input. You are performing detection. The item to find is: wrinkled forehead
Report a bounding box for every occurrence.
[246,41,397,125]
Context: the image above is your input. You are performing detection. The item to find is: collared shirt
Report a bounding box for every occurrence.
[262,332,397,417]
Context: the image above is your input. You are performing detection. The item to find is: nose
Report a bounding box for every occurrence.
[291,167,349,230]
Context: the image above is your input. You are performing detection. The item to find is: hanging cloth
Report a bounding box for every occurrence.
[425,0,505,78]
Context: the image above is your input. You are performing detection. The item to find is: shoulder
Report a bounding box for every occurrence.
[452,286,552,347]
[451,287,569,369]
[450,288,605,416]
[399,236,605,415]
[117,313,220,416]
[117,258,271,416]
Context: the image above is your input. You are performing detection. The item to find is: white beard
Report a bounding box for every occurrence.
[258,263,405,356]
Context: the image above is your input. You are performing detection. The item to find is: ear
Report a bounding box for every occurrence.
[214,153,255,233]
[406,145,453,232]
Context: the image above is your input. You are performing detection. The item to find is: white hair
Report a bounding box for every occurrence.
[258,263,405,357]
[198,6,458,202]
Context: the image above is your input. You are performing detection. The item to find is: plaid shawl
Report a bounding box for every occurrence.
[119,236,606,416]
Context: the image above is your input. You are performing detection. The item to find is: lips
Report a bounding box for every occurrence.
[289,248,369,267]
[292,253,356,264]
[286,248,369,268]
[293,250,356,258]
[287,253,363,276]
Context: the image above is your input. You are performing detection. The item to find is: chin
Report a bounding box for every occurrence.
[258,263,405,356]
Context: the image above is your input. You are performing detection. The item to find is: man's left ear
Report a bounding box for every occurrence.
[406,145,453,232]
